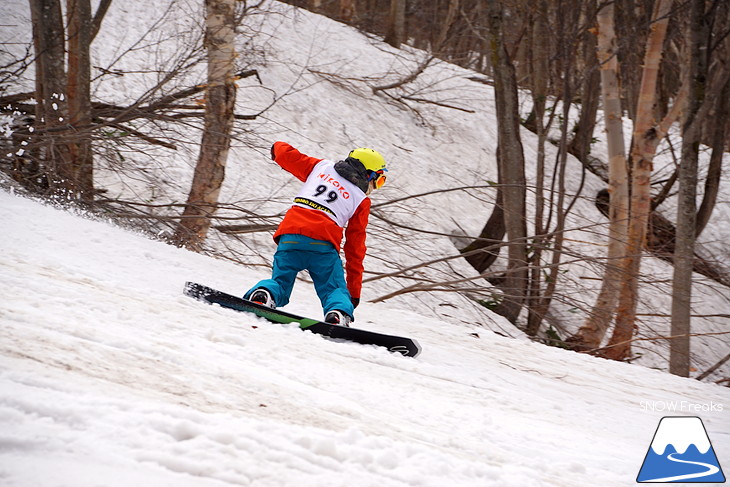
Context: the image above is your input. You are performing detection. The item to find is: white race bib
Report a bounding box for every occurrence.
[292,160,366,227]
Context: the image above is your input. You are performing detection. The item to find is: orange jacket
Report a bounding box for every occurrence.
[271,141,370,300]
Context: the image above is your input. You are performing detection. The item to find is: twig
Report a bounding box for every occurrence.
[108,123,177,149]
[371,56,434,93]
[401,95,476,113]
[583,331,730,354]
[696,352,730,381]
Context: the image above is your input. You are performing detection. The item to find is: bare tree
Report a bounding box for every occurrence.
[18,0,111,199]
[668,0,730,376]
[485,0,528,323]
[525,0,581,335]
[605,0,675,360]
[524,0,550,335]
[28,0,71,195]
[66,0,94,198]
[669,0,704,378]
[568,0,629,350]
[174,0,238,250]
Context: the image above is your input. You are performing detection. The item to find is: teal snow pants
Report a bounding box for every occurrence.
[244,234,355,319]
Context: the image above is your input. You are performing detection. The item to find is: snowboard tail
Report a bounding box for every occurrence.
[184,282,421,357]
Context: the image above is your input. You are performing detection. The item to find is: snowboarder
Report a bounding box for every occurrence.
[244,141,388,327]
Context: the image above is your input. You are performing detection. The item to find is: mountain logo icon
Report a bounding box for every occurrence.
[637,416,726,483]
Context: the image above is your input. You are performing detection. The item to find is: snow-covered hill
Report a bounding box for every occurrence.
[1,183,729,487]
[3,0,729,373]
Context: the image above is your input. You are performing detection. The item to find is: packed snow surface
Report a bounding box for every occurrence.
[1,192,728,487]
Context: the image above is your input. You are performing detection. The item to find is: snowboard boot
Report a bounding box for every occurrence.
[250,288,275,308]
[325,310,352,327]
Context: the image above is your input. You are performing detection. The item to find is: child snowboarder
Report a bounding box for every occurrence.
[244,141,388,326]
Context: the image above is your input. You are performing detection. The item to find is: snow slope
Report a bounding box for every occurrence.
[3,0,729,374]
[1,190,728,486]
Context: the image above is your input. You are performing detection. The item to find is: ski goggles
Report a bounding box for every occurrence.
[369,168,388,189]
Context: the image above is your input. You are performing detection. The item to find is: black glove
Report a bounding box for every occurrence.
[351,297,360,308]
[270,144,276,160]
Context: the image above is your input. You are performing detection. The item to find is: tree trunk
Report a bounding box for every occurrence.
[568,0,629,351]
[670,0,705,377]
[175,0,237,250]
[568,0,601,164]
[384,0,405,48]
[614,0,650,122]
[433,0,459,54]
[525,0,549,335]
[605,0,674,361]
[28,0,72,195]
[486,0,528,324]
[338,0,356,22]
[526,0,576,336]
[692,0,730,237]
[89,0,112,41]
[66,0,94,200]
[307,0,322,13]
[695,77,730,237]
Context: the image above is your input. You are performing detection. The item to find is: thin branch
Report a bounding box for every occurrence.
[401,95,476,113]
[108,123,177,149]
[583,331,730,354]
[371,56,434,93]
[90,0,112,42]
[696,352,730,381]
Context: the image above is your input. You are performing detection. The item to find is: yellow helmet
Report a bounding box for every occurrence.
[348,148,387,172]
[348,148,388,189]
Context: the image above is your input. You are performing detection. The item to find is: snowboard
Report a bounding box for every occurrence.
[183,282,421,357]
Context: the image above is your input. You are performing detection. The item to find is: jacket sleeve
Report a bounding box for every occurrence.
[271,141,323,182]
[343,198,371,300]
